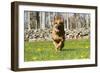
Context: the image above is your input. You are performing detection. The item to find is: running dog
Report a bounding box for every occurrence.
[51,16,65,51]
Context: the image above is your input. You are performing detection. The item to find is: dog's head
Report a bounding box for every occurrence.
[53,16,64,32]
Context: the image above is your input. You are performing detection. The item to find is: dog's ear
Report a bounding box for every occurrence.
[50,29,53,33]
[51,20,54,25]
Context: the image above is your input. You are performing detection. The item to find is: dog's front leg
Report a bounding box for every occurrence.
[53,41,58,52]
[57,41,62,50]
[57,39,64,51]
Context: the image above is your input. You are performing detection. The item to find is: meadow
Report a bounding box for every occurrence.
[24,39,90,61]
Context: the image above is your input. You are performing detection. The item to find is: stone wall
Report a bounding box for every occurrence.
[24,28,90,42]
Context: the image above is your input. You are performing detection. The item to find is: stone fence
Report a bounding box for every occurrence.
[24,28,90,42]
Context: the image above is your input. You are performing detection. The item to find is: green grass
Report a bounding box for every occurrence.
[24,39,90,61]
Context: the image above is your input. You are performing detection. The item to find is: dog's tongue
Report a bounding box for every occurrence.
[56,29,59,32]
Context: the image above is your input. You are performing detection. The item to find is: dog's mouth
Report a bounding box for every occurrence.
[55,28,59,32]
[54,25,60,32]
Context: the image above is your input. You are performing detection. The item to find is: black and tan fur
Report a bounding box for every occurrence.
[51,16,65,51]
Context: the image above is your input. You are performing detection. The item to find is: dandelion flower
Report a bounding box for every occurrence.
[32,57,37,60]
[50,55,54,58]
[81,55,84,58]
[37,48,42,52]
[85,46,89,48]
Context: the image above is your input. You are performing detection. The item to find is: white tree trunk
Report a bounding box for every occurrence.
[40,12,45,29]
[27,12,31,31]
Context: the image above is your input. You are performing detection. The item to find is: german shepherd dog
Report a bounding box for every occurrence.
[51,16,65,51]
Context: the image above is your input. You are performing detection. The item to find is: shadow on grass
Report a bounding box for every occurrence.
[61,48,76,51]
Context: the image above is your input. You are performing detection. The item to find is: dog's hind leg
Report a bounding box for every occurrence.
[60,42,64,51]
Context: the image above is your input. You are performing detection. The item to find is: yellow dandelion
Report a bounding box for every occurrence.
[50,55,54,58]
[81,55,84,58]
[37,48,42,52]
[32,57,37,60]
[85,46,89,48]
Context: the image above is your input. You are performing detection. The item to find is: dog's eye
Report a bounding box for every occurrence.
[54,22,57,24]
